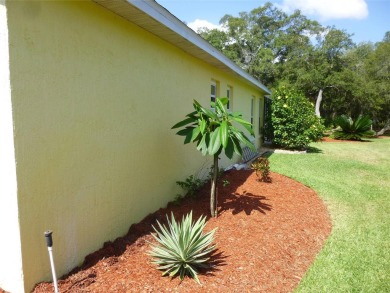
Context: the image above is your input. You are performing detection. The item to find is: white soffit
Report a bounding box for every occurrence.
[92,0,271,94]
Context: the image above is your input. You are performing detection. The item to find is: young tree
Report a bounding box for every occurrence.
[172,98,255,217]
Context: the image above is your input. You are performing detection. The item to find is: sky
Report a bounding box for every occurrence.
[156,0,390,44]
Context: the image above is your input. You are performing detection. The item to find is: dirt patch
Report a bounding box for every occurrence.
[320,136,390,143]
[321,136,373,143]
[30,170,331,293]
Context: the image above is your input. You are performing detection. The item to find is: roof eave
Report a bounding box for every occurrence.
[92,0,271,95]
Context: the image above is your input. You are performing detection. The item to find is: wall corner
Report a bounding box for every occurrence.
[0,1,24,292]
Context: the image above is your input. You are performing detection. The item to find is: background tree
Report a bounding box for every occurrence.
[199,2,322,86]
[365,34,390,133]
[199,4,389,131]
[172,98,255,217]
[332,34,390,131]
[301,28,354,119]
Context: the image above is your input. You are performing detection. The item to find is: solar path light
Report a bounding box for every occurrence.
[44,230,59,293]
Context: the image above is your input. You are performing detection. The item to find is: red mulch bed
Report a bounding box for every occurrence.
[321,136,370,143]
[27,170,331,292]
[320,136,390,143]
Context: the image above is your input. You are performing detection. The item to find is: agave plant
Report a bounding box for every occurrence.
[148,211,216,284]
[332,115,375,141]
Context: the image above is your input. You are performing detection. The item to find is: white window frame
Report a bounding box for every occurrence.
[226,86,232,110]
[259,98,262,135]
[211,80,217,106]
[250,97,254,129]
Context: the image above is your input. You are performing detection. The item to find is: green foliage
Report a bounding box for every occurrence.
[172,97,255,158]
[176,175,204,199]
[207,165,225,181]
[148,211,216,284]
[174,175,205,205]
[172,97,255,217]
[364,39,390,128]
[333,40,390,128]
[271,87,325,149]
[251,156,271,182]
[332,115,375,140]
[200,2,389,132]
[222,179,230,187]
[201,3,323,87]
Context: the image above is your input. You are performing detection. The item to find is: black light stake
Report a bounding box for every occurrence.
[44,230,59,293]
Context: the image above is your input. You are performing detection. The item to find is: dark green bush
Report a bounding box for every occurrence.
[332,115,375,140]
[271,87,325,149]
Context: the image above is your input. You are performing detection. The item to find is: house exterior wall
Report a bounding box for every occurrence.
[4,1,266,291]
[0,2,24,292]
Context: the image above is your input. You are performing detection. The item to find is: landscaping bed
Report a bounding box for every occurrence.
[30,170,331,292]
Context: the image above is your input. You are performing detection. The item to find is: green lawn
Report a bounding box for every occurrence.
[268,138,390,293]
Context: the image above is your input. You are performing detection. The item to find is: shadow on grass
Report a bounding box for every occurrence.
[306,146,323,154]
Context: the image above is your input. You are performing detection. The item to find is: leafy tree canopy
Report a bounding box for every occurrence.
[199,3,389,129]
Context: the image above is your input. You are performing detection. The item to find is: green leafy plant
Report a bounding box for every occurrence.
[222,179,230,187]
[174,175,204,205]
[271,87,325,150]
[332,115,375,140]
[176,175,204,199]
[251,157,271,182]
[172,97,255,217]
[207,165,225,181]
[148,211,216,284]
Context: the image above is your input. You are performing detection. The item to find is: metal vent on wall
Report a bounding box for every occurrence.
[242,145,259,163]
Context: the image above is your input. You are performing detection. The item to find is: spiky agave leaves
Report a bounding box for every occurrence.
[333,115,375,140]
[148,211,216,284]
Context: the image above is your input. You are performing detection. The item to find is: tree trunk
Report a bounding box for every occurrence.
[210,155,219,217]
[376,119,390,136]
[315,89,323,118]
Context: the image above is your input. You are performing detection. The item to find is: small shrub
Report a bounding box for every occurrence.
[148,211,216,284]
[207,165,229,187]
[176,175,204,199]
[271,87,325,149]
[332,115,375,141]
[222,179,230,187]
[207,165,225,181]
[251,157,271,182]
[173,194,185,206]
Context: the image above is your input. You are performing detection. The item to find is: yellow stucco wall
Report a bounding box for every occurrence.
[0,1,24,292]
[5,1,266,291]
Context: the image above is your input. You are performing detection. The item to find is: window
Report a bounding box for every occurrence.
[259,98,262,135]
[250,97,254,129]
[226,86,232,110]
[211,80,217,105]
[210,80,220,109]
